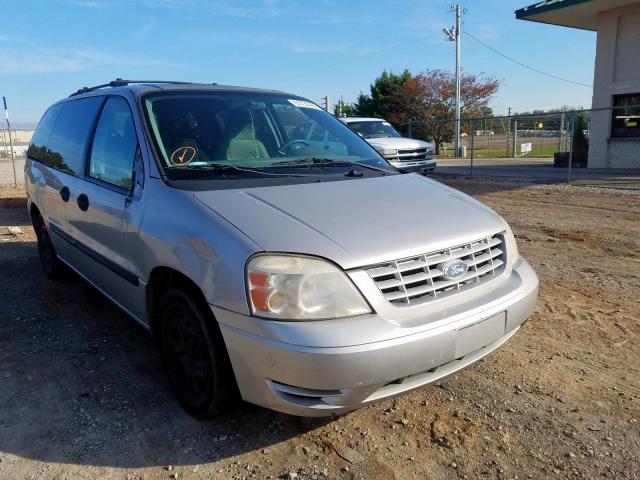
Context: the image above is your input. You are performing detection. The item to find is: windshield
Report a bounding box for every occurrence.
[141,91,392,179]
[347,120,401,139]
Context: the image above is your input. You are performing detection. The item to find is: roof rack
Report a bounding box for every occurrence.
[69,79,217,97]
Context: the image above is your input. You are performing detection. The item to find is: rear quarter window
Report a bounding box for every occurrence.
[28,97,103,175]
[28,104,62,163]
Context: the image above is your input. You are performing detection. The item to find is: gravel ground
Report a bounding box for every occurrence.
[0,179,638,480]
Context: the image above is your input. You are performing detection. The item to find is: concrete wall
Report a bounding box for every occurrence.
[589,2,640,168]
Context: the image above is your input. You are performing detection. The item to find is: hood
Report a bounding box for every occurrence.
[366,137,432,150]
[194,175,505,269]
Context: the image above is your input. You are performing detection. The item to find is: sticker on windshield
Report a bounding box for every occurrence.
[288,99,322,110]
[382,121,391,126]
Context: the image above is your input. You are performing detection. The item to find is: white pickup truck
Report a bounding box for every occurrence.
[340,117,436,173]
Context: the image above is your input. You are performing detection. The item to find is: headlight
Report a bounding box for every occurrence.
[504,224,519,266]
[246,255,371,320]
[376,148,398,156]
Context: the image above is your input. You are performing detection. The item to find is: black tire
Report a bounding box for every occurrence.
[33,214,65,280]
[157,288,237,418]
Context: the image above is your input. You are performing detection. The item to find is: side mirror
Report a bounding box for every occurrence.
[127,170,137,199]
[126,146,144,205]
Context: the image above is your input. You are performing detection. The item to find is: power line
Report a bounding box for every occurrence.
[464,31,593,88]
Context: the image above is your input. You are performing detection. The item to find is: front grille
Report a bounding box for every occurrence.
[364,234,506,307]
[385,148,434,162]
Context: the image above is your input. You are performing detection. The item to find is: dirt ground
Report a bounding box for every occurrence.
[0,179,638,480]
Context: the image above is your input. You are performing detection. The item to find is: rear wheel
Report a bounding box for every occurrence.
[157,288,237,418]
[33,214,65,280]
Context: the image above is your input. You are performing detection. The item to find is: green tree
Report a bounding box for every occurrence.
[352,69,412,118]
[333,97,355,117]
[572,113,589,155]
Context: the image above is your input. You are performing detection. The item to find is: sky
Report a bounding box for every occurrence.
[0,0,597,127]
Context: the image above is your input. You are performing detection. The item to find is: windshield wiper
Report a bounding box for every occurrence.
[169,163,310,177]
[272,157,391,173]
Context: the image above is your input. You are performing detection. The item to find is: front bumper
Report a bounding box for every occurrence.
[387,158,437,173]
[213,257,538,416]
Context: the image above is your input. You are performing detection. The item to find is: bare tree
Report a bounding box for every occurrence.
[391,70,500,153]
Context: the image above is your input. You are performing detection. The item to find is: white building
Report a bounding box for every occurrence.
[516,0,640,168]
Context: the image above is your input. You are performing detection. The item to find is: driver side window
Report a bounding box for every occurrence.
[89,97,138,189]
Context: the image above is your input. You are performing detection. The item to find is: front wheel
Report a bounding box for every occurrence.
[158,288,237,418]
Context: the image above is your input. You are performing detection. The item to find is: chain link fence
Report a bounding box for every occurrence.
[3,108,640,188]
[406,106,640,187]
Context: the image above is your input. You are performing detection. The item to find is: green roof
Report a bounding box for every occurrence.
[515,0,637,31]
[515,0,593,20]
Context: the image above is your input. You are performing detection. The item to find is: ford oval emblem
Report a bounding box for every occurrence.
[439,259,469,280]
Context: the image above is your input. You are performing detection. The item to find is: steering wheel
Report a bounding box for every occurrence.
[279,139,310,156]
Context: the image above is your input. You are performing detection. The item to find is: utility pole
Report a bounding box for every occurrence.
[337,96,348,117]
[321,96,330,113]
[444,5,462,157]
[3,97,17,188]
[558,109,565,152]
[506,106,512,158]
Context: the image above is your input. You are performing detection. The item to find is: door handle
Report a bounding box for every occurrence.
[77,193,89,212]
[59,186,70,202]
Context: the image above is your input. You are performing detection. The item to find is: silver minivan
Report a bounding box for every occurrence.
[25,80,538,417]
